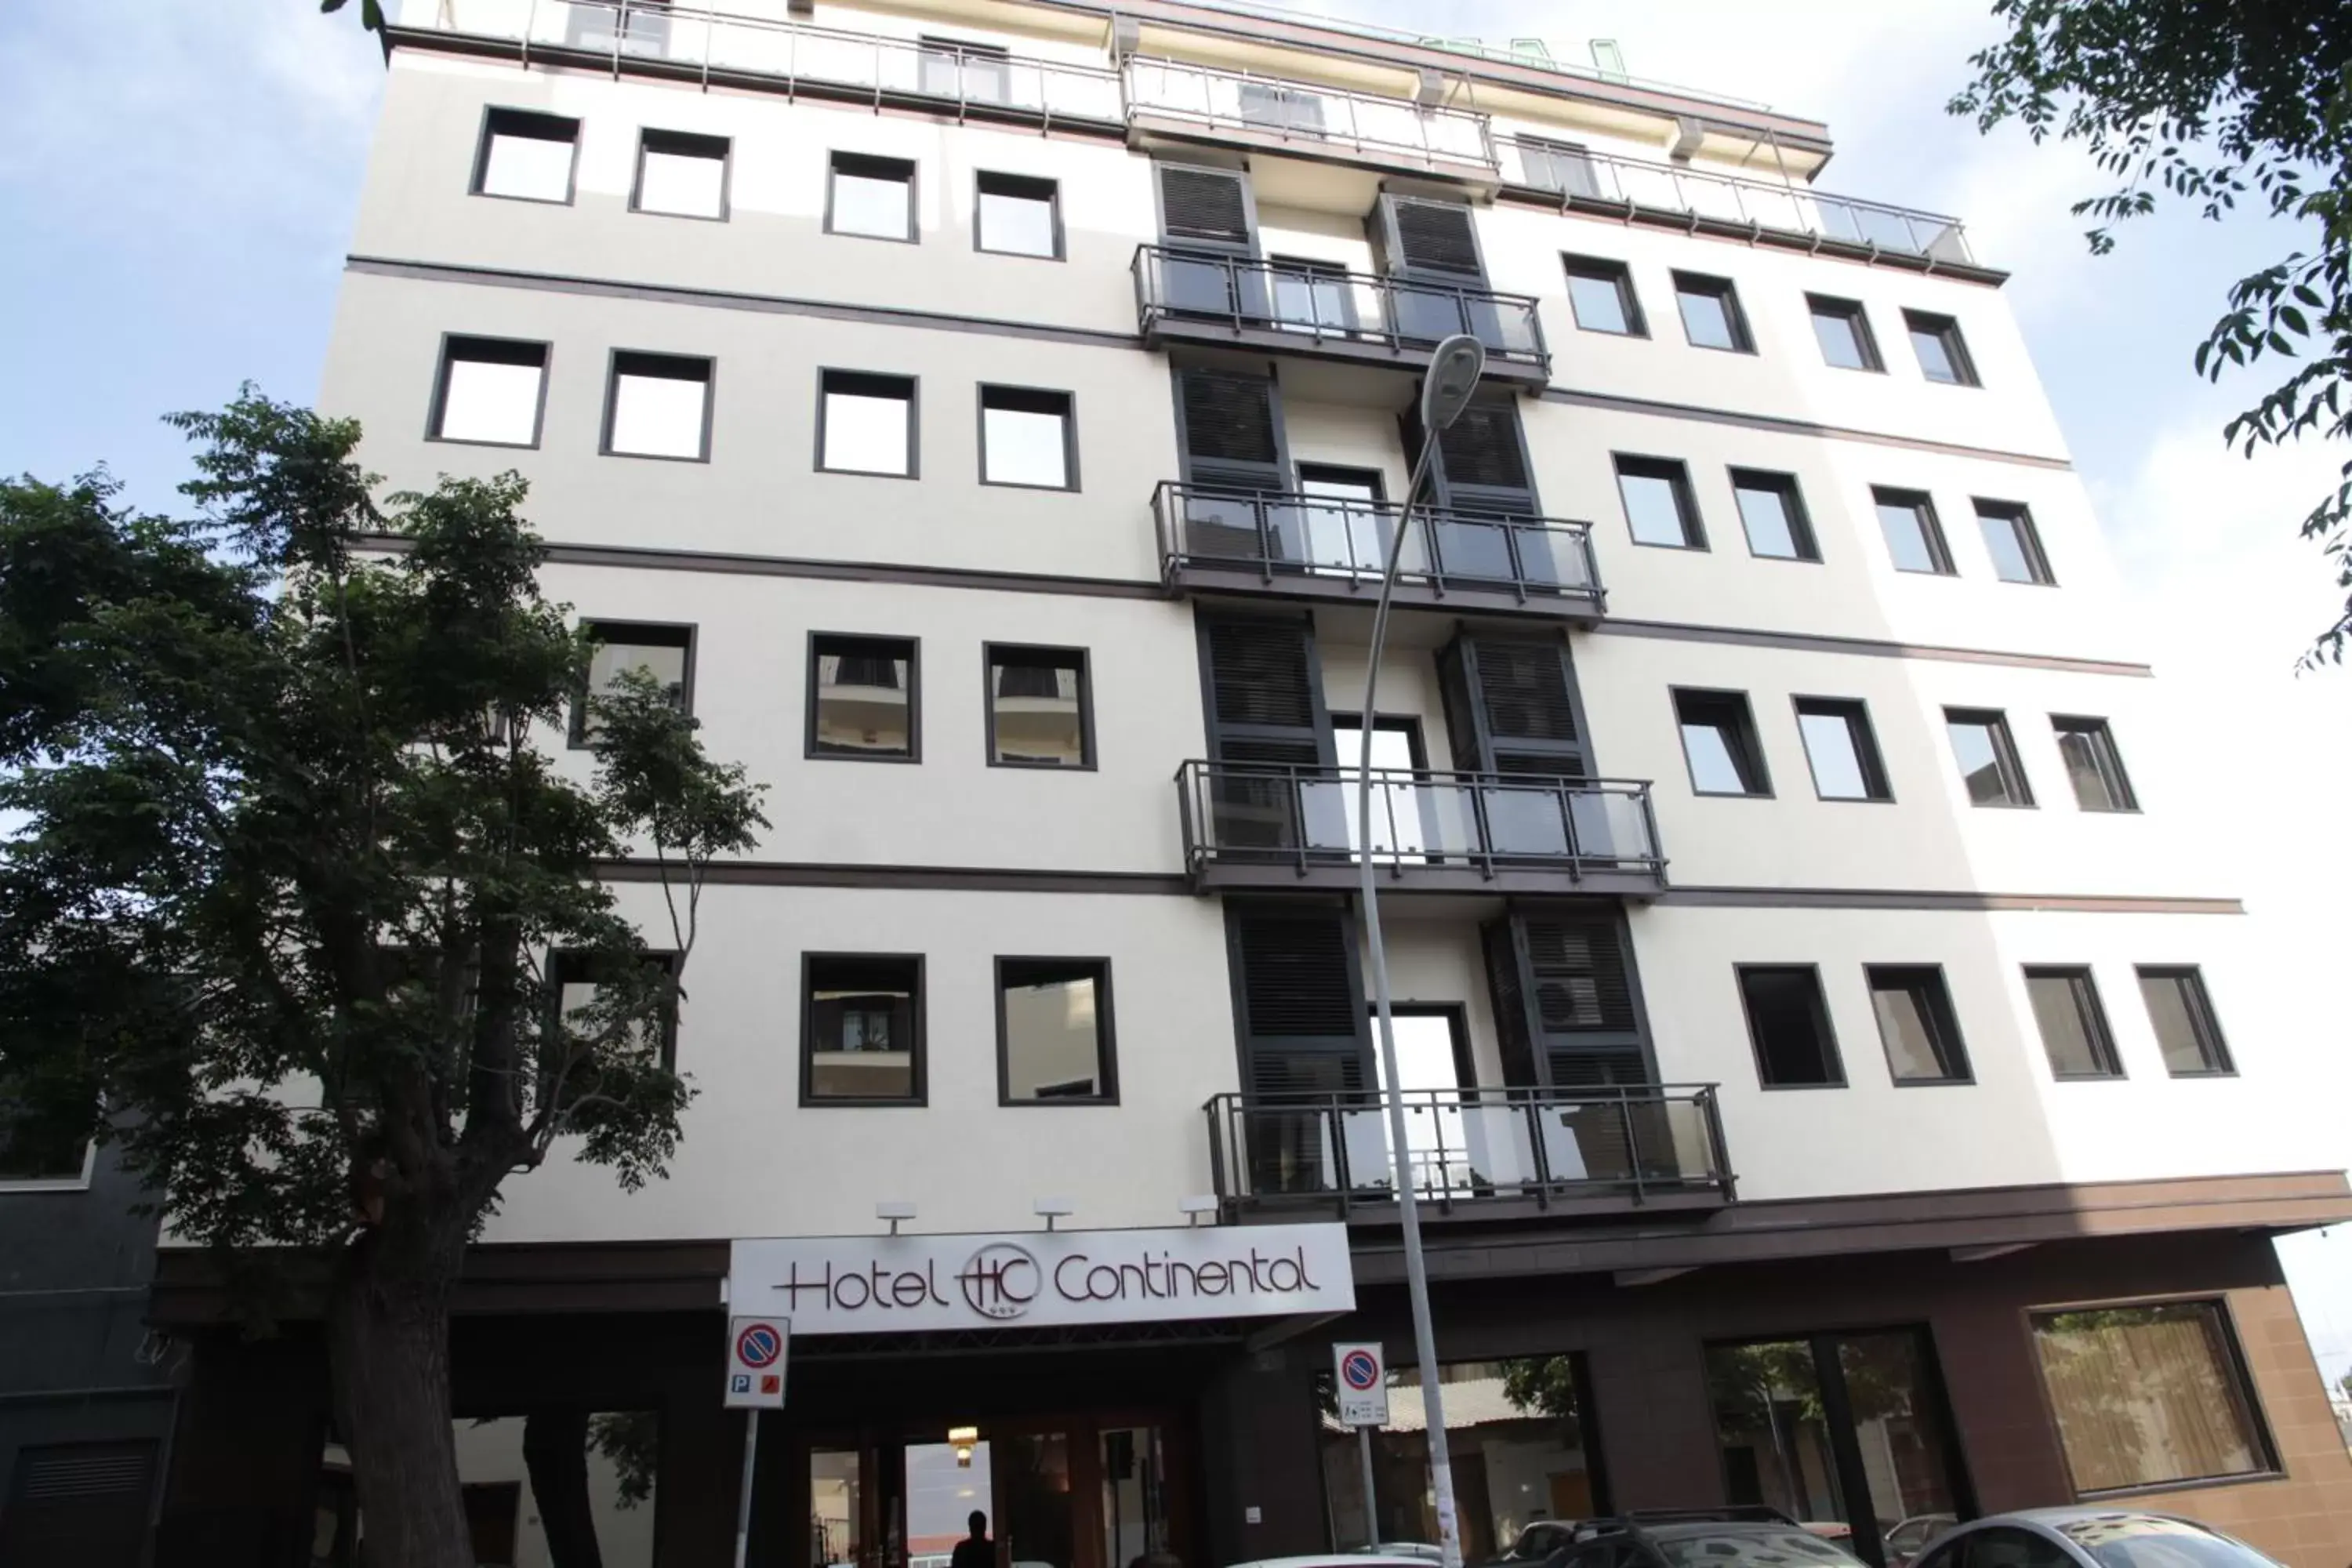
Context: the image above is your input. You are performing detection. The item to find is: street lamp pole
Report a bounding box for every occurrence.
[1356,333,1486,1568]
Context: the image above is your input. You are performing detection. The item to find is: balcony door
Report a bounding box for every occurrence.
[1294,464,1388,579]
[1330,714,1442,865]
[1366,1004,1479,1200]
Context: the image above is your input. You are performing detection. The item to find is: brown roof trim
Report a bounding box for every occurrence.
[599,858,1193,895]
[1537,385,2074,471]
[1657,887,2241,915]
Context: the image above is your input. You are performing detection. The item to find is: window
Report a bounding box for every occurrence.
[1516,136,1602,198]
[996,958,1115,1102]
[431,336,548,448]
[827,152,916,241]
[1730,470,1819,561]
[1270,256,1356,332]
[1563,256,1645,336]
[1675,689,1769,797]
[1615,455,1705,549]
[2050,716,2136,813]
[472,107,578,202]
[1808,294,1883,371]
[1737,966,1842,1086]
[1944,708,2033,808]
[633,128,728,219]
[602,352,712,460]
[546,949,680,1083]
[986,644,1091,768]
[809,633,918,760]
[1872,487,1955,575]
[1976,500,2054,584]
[975,171,1061,258]
[1867,966,1970,1083]
[2031,1301,2272,1492]
[920,35,1011,103]
[979,386,1076,490]
[0,1097,91,1186]
[1794,698,1891,801]
[818,370,916,477]
[1672,271,1753,352]
[1904,310,1980,386]
[803,954,923,1104]
[570,621,691,746]
[2137,967,2234,1076]
[2025,966,2122,1079]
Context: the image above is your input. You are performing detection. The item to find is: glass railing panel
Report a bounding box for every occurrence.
[1243,1107,1341,1196]
[1481,781,1571,858]
[1425,514,1519,585]
[1654,1097,1721,1181]
[1515,524,1595,593]
[1457,1101,1539,1191]
[1737,183,1813,233]
[1567,788,1655,864]
[1172,491,1272,564]
[1207,771,1302,854]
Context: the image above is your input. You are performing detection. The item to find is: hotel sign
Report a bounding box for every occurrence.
[728,1223,1354,1334]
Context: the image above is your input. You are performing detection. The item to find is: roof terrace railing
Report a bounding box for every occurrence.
[1122,55,1497,172]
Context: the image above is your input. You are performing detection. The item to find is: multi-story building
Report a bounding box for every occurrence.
[140,2,2352,1566]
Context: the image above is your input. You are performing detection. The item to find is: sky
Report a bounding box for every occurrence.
[2,0,2349,1386]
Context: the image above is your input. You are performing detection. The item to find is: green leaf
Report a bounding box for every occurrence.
[320,0,347,9]
[361,0,384,27]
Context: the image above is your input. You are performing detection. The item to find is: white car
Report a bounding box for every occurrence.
[1907,1509,2285,1568]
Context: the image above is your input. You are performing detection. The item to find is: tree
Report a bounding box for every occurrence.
[0,392,765,1568]
[1949,1,2352,667]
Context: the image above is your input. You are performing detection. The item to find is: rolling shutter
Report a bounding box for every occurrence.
[0,1441,157,1568]
[1176,368,1285,492]
[1237,911,1361,1042]
[1481,917,1541,1087]
[1436,403,1530,492]
[1526,914,1635,1035]
[1377,195,1485,281]
[1203,617,1324,757]
[1437,633,1587,775]
[1159,165,1253,249]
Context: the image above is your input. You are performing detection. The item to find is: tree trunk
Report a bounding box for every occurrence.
[326,1222,475,1568]
[524,1408,607,1568]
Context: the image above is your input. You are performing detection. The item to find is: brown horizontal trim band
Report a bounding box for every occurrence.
[1657,887,2241,915]
[1539,385,2073,471]
[597,858,1194,895]
[1592,615,2150,676]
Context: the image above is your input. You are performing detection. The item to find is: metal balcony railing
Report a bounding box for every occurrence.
[1176,760,1663,886]
[1134,246,1548,374]
[1205,1084,1732,1215]
[1497,136,1974,266]
[1122,56,1497,172]
[1152,481,1602,612]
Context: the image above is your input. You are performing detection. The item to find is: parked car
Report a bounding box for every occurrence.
[1479,1508,1871,1568]
[1884,1515,1959,1568]
[1907,1510,2286,1568]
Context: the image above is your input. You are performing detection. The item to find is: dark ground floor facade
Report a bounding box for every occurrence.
[141,1184,2352,1568]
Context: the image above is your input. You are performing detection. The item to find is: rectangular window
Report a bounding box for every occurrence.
[1808,294,1883,371]
[431,336,548,448]
[1976,500,2055,584]
[996,957,1115,1102]
[1673,270,1754,352]
[571,621,691,746]
[809,633,918,760]
[975,171,1061,257]
[1563,256,1645,336]
[1867,966,1970,1083]
[1872,487,1955,575]
[473,107,578,202]
[920,35,1012,103]
[1729,469,1820,561]
[986,644,1091,768]
[1905,309,1980,386]
[979,386,1076,490]
[603,351,712,460]
[1615,454,1705,549]
[2052,716,2136,812]
[818,370,916,477]
[1737,965,1842,1087]
[1944,708,2033,808]
[2137,966,2234,1076]
[546,949,680,1080]
[2031,1301,2272,1493]
[828,152,916,241]
[1675,689,1770,797]
[803,954,923,1104]
[1794,697,1891,801]
[0,1098,92,1185]
[633,128,728,219]
[2026,966,2122,1079]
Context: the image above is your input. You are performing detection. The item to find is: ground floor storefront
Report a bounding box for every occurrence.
[147,1214,2352,1568]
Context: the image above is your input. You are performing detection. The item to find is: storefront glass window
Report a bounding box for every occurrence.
[2031,1303,2272,1494]
[1318,1356,1605,1560]
[1101,1427,1171,1568]
[812,1448,866,1568]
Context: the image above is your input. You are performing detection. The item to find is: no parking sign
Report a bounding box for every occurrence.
[1333,1341,1387,1426]
[725,1316,789,1409]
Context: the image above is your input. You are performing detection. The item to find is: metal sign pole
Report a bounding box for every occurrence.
[735,1408,761,1568]
[1357,1425,1380,1547]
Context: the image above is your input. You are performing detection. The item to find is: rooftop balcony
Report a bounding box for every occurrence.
[1152,481,1603,619]
[1122,56,1497,179]
[1206,1084,1733,1221]
[1176,760,1665,898]
[1134,247,1550,382]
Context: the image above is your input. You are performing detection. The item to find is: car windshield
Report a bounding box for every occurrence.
[1656,1531,1866,1568]
[1507,1530,1568,1559]
[2056,1517,2285,1568]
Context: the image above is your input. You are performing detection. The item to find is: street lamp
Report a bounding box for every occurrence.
[1357,332,1486,1568]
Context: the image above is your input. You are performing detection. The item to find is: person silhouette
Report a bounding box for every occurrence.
[951,1511,994,1568]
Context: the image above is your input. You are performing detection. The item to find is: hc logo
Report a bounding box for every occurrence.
[956,1242,1040,1320]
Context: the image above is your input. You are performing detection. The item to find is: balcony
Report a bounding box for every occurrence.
[1205,1085,1733,1220]
[1134,248,1549,382]
[1176,760,1665,897]
[1153,481,1602,619]
[1122,56,1498,178]
[1497,136,1978,270]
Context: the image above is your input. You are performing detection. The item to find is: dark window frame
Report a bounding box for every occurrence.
[806,630,922,764]
[568,619,696,750]
[2135,966,2236,1078]
[983,642,1095,771]
[0,1103,96,1190]
[427,333,552,451]
[1872,486,1958,575]
[799,951,927,1107]
[470,105,582,205]
[1865,964,1973,1085]
[1944,707,2035,809]
[599,348,716,463]
[1614,452,1708,550]
[1672,687,1773,799]
[1904,309,1981,387]
[1728,467,1821,562]
[1974,499,2056,586]
[2050,715,2139,813]
[977,383,1080,492]
[630,126,732,221]
[1562,253,1648,337]
[825,151,920,244]
[1791,695,1893,803]
[815,368,920,479]
[1806,293,1885,372]
[2024,965,2125,1080]
[993,956,1119,1106]
[1736,963,1846,1089]
[973,169,1065,260]
[1671,269,1756,354]
[544,948,683,1081]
